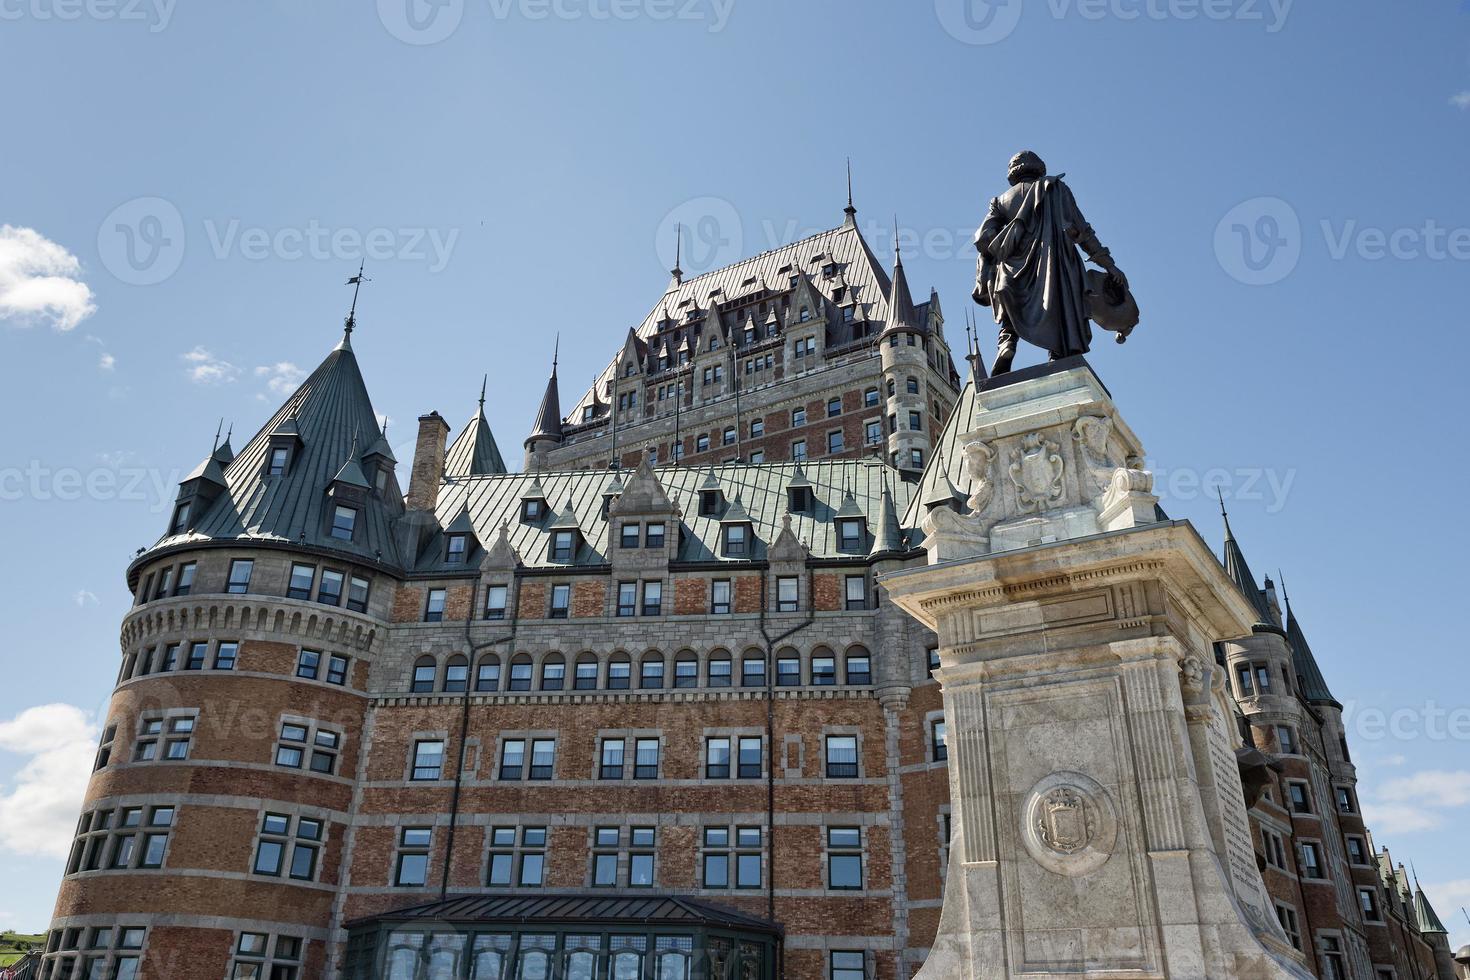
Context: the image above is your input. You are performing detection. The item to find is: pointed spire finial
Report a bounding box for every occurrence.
[479,374,488,412]
[553,334,559,372]
[342,260,370,344]
[225,422,233,442]
[673,224,683,280]
[213,418,223,452]
[893,214,902,264]
[1217,487,1233,537]
[844,157,856,219]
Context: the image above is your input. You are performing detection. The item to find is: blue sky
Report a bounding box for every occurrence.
[2,0,1468,943]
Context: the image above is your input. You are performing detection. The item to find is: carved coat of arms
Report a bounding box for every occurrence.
[1009,432,1065,512]
[1037,787,1094,855]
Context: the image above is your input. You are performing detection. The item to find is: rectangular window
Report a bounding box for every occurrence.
[705,737,731,779]
[620,523,640,549]
[864,419,882,445]
[214,641,238,670]
[484,584,508,620]
[910,448,923,469]
[394,827,432,886]
[592,827,619,887]
[791,439,807,462]
[708,657,732,687]
[741,656,765,687]
[160,643,180,671]
[640,657,663,689]
[738,737,762,779]
[412,740,444,781]
[175,562,196,596]
[831,951,865,980]
[1358,888,1381,921]
[749,449,764,463]
[641,581,662,616]
[330,505,357,541]
[549,584,570,619]
[750,418,765,437]
[1275,904,1301,951]
[227,559,253,594]
[827,827,863,889]
[317,569,344,607]
[1335,786,1356,813]
[1287,781,1311,814]
[644,523,665,549]
[607,659,631,689]
[476,658,501,692]
[630,827,655,887]
[827,397,841,418]
[846,653,871,685]
[424,589,446,622]
[1276,725,1298,755]
[617,582,637,618]
[572,658,597,690]
[633,738,659,779]
[170,502,190,535]
[777,577,798,612]
[711,579,731,614]
[153,566,174,600]
[1300,842,1323,878]
[551,531,575,561]
[185,642,208,670]
[446,534,467,564]
[252,813,320,882]
[703,828,730,888]
[777,657,800,686]
[827,430,844,454]
[268,446,289,476]
[932,721,948,762]
[1346,835,1367,865]
[296,649,321,680]
[674,658,697,688]
[792,407,807,426]
[518,827,547,886]
[288,563,315,600]
[529,738,556,780]
[347,575,370,613]
[811,655,836,686]
[326,654,349,686]
[826,735,858,778]
[499,739,526,780]
[724,524,748,556]
[844,575,867,610]
[600,738,625,780]
[1263,828,1287,870]
[1235,663,1254,697]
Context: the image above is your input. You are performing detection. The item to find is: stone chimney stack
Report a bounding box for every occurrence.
[406,411,450,512]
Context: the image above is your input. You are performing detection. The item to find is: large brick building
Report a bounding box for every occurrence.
[40,211,1459,979]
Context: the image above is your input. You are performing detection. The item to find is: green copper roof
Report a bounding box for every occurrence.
[445,408,508,477]
[1284,594,1340,709]
[1414,885,1449,935]
[1221,514,1274,626]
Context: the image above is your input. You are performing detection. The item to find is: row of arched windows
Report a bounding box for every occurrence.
[408,646,874,695]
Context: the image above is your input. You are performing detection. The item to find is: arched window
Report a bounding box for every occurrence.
[741,648,766,687]
[776,646,801,686]
[540,653,566,691]
[608,653,632,690]
[508,654,533,692]
[475,655,500,692]
[845,645,872,685]
[886,378,895,397]
[574,653,599,690]
[411,656,436,693]
[443,654,469,693]
[674,650,698,689]
[708,649,732,688]
[811,646,837,686]
[641,652,665,690]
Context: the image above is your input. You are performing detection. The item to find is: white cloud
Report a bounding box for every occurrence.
[1361,801,1442,834]
[1362,768,1470,834]
[98,352,116,371]
[182,346,238,385]
[0,704,98,859]
[0,225,97,332]
[1452,92,1470,110]
[72,589,98,608]
[254,361,306,399]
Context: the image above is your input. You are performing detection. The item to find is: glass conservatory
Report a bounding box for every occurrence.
[343,894,782,980]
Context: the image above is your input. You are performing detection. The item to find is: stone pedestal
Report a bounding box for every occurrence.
[884,361,1311,979]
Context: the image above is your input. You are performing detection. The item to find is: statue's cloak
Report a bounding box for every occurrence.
[974,176,1094,359]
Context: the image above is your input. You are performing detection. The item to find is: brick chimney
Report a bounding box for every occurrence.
[406,411,450,512]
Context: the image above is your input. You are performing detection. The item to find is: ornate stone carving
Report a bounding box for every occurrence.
[1180,656,1207,700]
[1020,771,1117,877]
[1073,415,1116,499]
[1008,432,1064,512]
[961,436,997,514]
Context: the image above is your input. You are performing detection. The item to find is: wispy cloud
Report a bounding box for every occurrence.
[182,346,238,385]
[1452,92,1470,110]
[0,704,98,859]
[254,361,306,400]
[72,589,98,608]
[1363,769,1470,834]
[0,225,96,332]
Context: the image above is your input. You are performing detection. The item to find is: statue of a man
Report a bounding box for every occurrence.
[973,151,1134,375]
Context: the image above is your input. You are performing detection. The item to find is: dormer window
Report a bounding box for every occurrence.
[837,518,865,552]
[330,505,357,541]
[799,306,811,322]
[446,534,467,564]
[723,524,748,557]
[268,446,290,476]
[822,263,837,278]
[551,530,576,562]
[843,306,855,323]
[624,363,636,378]
[582,406,596,422]
[374,466,389,494]
[744,327,755,345]
[170,502,191,535]
[788,486,812,512]
[699,489,723,517]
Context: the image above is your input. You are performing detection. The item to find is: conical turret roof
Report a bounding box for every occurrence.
[1220,506,1273,626]
[869,478,905,557]
[526,353,563,448]
[1413,882,1450,935]
[447,385,508,477]
[881,241,921,336]
[1283,590,1340,709]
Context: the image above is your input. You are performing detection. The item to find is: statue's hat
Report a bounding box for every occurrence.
[1085,269,1140,341]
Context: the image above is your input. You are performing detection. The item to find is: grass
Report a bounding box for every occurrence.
[0,933,44,966]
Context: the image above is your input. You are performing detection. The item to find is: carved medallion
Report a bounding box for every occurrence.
[1008,432,1065,512]
[1020,771,1117,876]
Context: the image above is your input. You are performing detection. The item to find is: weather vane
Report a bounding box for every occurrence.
[344,260,371,337]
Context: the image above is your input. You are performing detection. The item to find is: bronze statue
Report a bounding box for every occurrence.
[973,151,1138,375]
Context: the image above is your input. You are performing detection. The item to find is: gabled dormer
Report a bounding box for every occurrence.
[832,490,868,553]
[520,478,549,524]
[324,440,371,542]
[718,494,755,559]
[170,443,229,536]
[548,499,582,563]
[362,430,398,495]
[264,409,304,478]
[601,475,624,520]
[442,507,478,566]
[785,465,813,513]
[697,468,724,517]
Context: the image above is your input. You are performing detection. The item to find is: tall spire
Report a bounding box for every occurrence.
[1218,490,1272,625]
[881,217,920,336]
[478,374,488,413]
[525,340,564,451]
[339,260,370,350]
[668,224,683,289]
[843,157,857,225]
